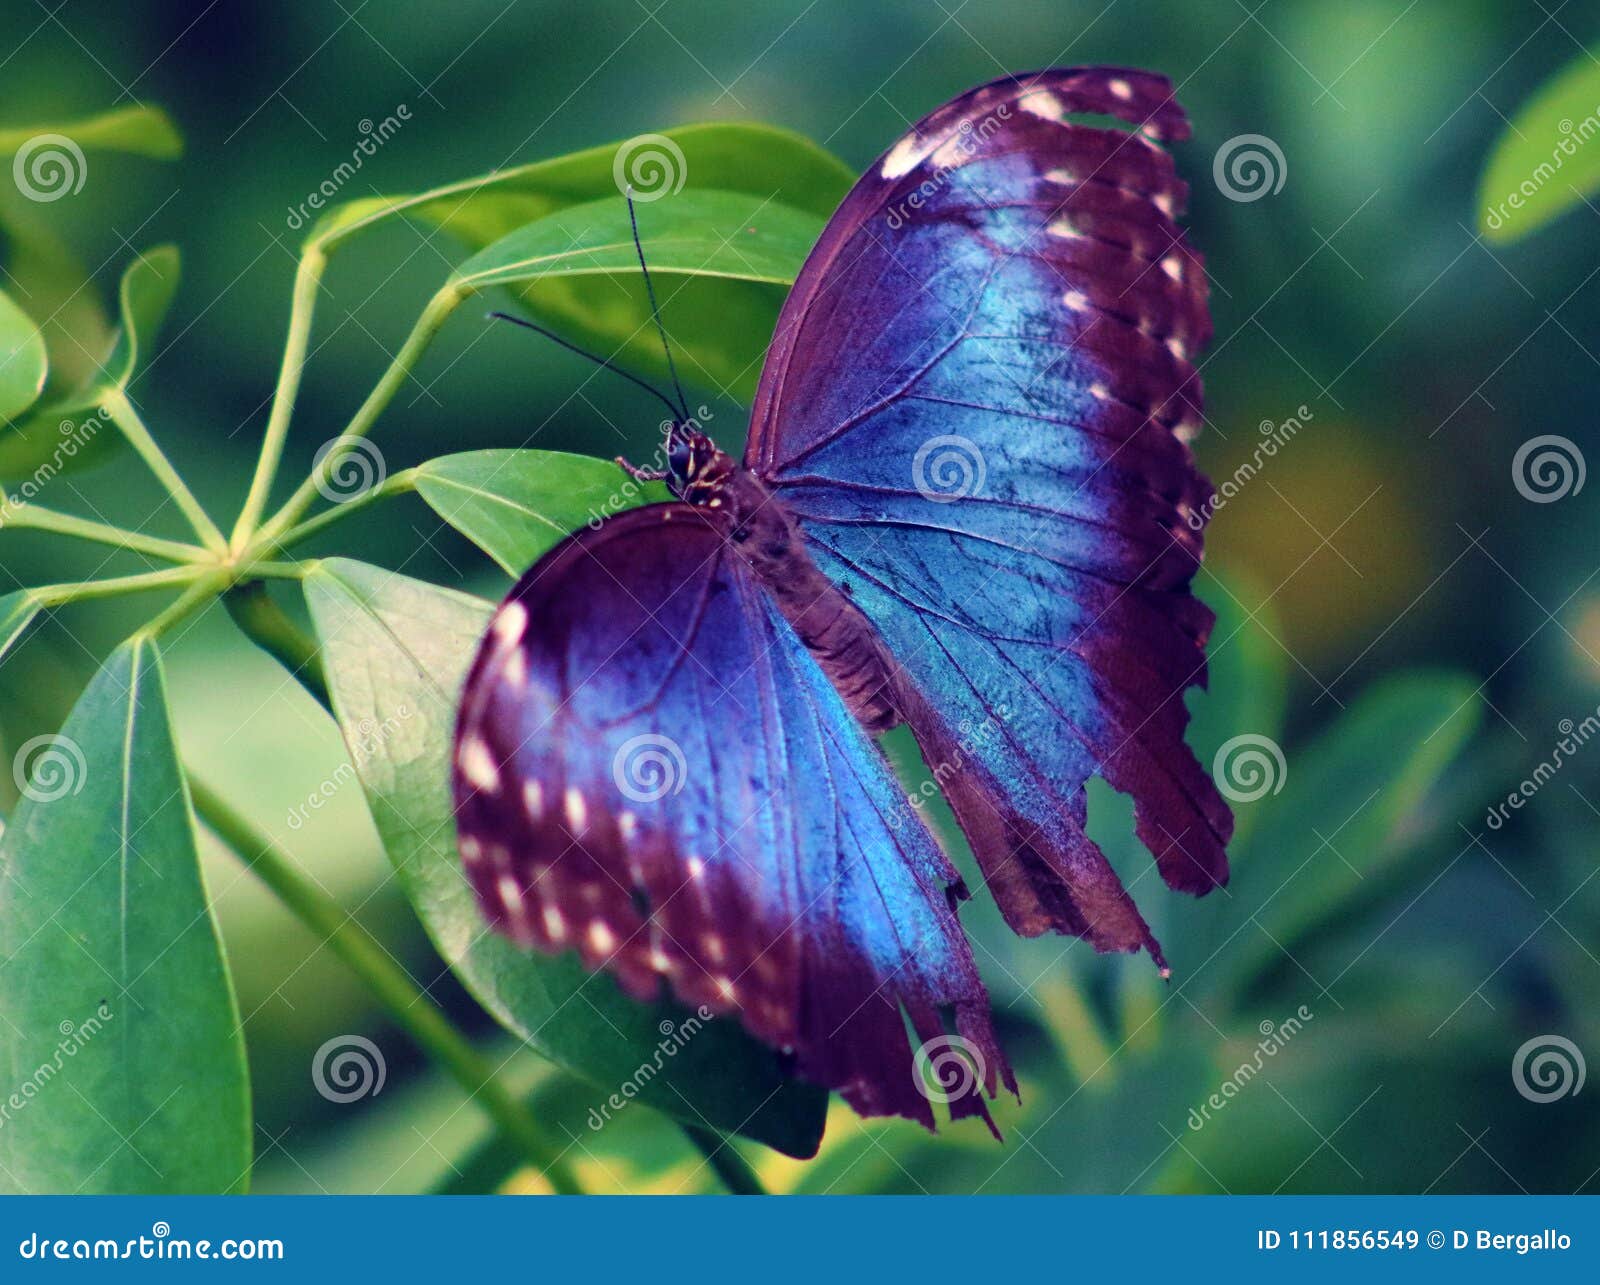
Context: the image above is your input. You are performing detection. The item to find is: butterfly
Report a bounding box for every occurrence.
[452,67,1231,1133]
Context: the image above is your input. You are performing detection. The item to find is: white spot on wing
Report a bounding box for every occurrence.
[564,787,588,835]
[457,737,500,793]
[881,131,936,180]
[1108,77,1133,101]
[686,856,706,880]
[1046,216,1082,239]
[522,779,543,820]
[493,601,527,646]
[542,905,566,941]
[588,920,616,953]
[501,646,528,690]
[1161,254,1183,283]
[1018,89,1064,121]
[1063,290,1090,313]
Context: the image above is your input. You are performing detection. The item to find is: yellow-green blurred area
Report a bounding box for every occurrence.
[2,0,1598,1194]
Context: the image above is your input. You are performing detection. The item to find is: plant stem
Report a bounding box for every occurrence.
[102,389,228,555]
[255,284,464,546]
[135,571,230,638]
[266,467,419,554]
[230,249,327,549]
[32,565,202,608]
[224,580,329,706]
[0,495,208,564]
[681,1126,769,1195]
[187,775,585,1196]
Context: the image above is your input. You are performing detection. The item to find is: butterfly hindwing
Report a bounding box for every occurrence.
[453,503,1012,1129]
[746,68,1231,961]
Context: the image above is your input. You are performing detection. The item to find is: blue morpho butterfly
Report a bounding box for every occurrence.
[452,67,1232,1133]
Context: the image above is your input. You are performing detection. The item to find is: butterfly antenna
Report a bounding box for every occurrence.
[486,311,686,424]
[626,189,691,422]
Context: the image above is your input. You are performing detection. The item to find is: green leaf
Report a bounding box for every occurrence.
[307,121,852,250]
[0,105,182,159]
[0,246,180,484]
[306,124,848,404]
[0,639,250,1193]
[414,449,670,576]
[303,558,827,1158]
[1204,669,1481,1001]
[0,286,47,422]
[1477,49,1600,242]
[0,589,42,664]
[453,189,824,403]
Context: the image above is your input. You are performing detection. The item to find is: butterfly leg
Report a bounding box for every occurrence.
[616,455,669,483]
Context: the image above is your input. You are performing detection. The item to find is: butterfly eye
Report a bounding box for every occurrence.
[668,434,693,479]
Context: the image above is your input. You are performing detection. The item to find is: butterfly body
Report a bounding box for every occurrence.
[454,67,1232,1131]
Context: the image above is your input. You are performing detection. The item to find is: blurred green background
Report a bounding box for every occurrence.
[1,0,1597,1194]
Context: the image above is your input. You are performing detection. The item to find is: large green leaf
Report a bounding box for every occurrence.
[452,190,823,404]
[1200,670,1481,1002]
[0,639,250,1193]
[414,449,670,576]
[307,122,850,406]
[307,121,851,250]
[0,246,180,483]
[0,286,47,423]
[1478,48,1600,242]
[0,105,182,159]
[302,558,827,1157]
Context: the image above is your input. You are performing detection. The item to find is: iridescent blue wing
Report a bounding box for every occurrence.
[746,68,1231,965]
[452,503,1012,1129]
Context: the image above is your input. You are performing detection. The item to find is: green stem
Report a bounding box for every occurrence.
[187,775,585,1195]
[136,571,230,639]
[230,249,327,549]
[0,495,208,564]
[255,284,464,546]
[224,581,329,706]
[682,1126,768,1195]
[266,467,419,554]
[102,389,228,554]
[32,565,202,608]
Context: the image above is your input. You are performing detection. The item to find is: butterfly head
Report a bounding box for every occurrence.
[665,422,735,508]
